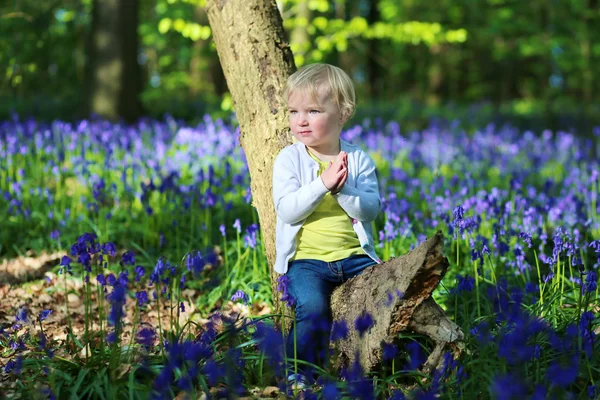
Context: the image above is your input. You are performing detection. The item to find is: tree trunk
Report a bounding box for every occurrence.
[205,0,296,315]
[85,0,142,122]
[206,0,464,373]
[331,231,463,372]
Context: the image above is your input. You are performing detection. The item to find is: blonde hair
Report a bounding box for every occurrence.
[284,63,356,121]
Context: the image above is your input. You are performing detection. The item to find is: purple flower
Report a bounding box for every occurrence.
[96,274,106,286]
[405,341,426,370]
[185,251,205,275]
[276,275,295,308]
[481,244,491,256]
[322,382,340,400]
[4,356,22,374]
[243,223,259,249]
[121,250,135,266]
[354,312,374,337]
[38,309,52,322]
[231,290,250,305]
[136,291,149,306]
[233,218,241,234]
[331,320,349,341]
[584,270,597,293]
[518,231,533,248]
[102,242,116,257]
[456,274,475,292]
[179,302,185,312]
[106,331,117,344]
[546,356,579,388]
[219,224,226,237]
[134,265,145,282]
[136,327,156,347]
[15,307,28,323]
[106,274,116,286]
[59,255,73,275]
[50,230,60,241]
[106,285,126,326]
[382,342,398,361]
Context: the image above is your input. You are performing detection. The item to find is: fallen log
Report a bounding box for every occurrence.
[330,231,464,372]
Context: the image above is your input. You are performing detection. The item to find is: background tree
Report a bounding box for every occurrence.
[84,0,142,122]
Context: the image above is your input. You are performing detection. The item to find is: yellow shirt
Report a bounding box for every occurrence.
[292,150,363,262]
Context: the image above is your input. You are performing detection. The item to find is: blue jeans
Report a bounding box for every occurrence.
[285,254,377,371]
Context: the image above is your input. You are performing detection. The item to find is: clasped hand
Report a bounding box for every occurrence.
[321,151,348,194]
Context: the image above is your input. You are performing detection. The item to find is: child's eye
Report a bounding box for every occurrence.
[309,110,320,114]
[289,110,297,114]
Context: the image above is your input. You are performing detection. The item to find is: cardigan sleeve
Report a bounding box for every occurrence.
[272,150,329,225]
[334,150,382,222]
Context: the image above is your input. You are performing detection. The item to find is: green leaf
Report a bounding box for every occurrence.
[157,18,171,34]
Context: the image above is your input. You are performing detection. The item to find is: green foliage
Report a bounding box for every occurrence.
[1,0,600,132]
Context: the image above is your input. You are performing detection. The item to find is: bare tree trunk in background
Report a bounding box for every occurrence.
[85,0,142,122]
[205,0,296,316]
[366,0,381,98]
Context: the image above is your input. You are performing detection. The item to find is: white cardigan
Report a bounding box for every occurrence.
[272,139,382,274]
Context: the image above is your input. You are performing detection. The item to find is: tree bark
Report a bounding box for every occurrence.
[205,0,296,315]
[331,231,463,372]
[85,0,142,122]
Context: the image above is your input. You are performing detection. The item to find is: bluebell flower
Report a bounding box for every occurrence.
[389,390,407,400]
[118,270,129,286]
[134,265,145,282]
[233,218,241,234]
[584,270,597,293]
[321,382,340,400]
[59,255,73,275]
[276,275,295,307]
[252,322,284,367]
[106,274,116,286]
[455,274,475,292]
[136,291,149,306]
[546,356,579,388]
[219,224,226,237]
[179,302,185,313]
[588,385,597,399]
[15,307,28,323]
[102,242,116,257]
[185,251,205,275]
[121,250,135,266]
[50,230,60,241]
[106,284,126,326]
[231,290,250,305]
[382,342,398,361]
[96,274,106,286]
[203,359,224,386]
[4,356,22,374]
[136,327,155,347]
[405,341,425,370]
[106,331,117,344]
[489,373,527,399]
[243,223,259,249]
[38,309,52,322]
[331,320,349,341]
[354,312,374,337]
[481,244,490,256]
[518,231,533,248]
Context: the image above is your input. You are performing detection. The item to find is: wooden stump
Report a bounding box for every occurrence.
[330,231,464,372]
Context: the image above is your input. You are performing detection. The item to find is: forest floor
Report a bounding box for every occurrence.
[0,252,279,398]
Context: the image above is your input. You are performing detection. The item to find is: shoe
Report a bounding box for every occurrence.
[288,373,309,390]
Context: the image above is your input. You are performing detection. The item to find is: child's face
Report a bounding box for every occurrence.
[287,87,345,152]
